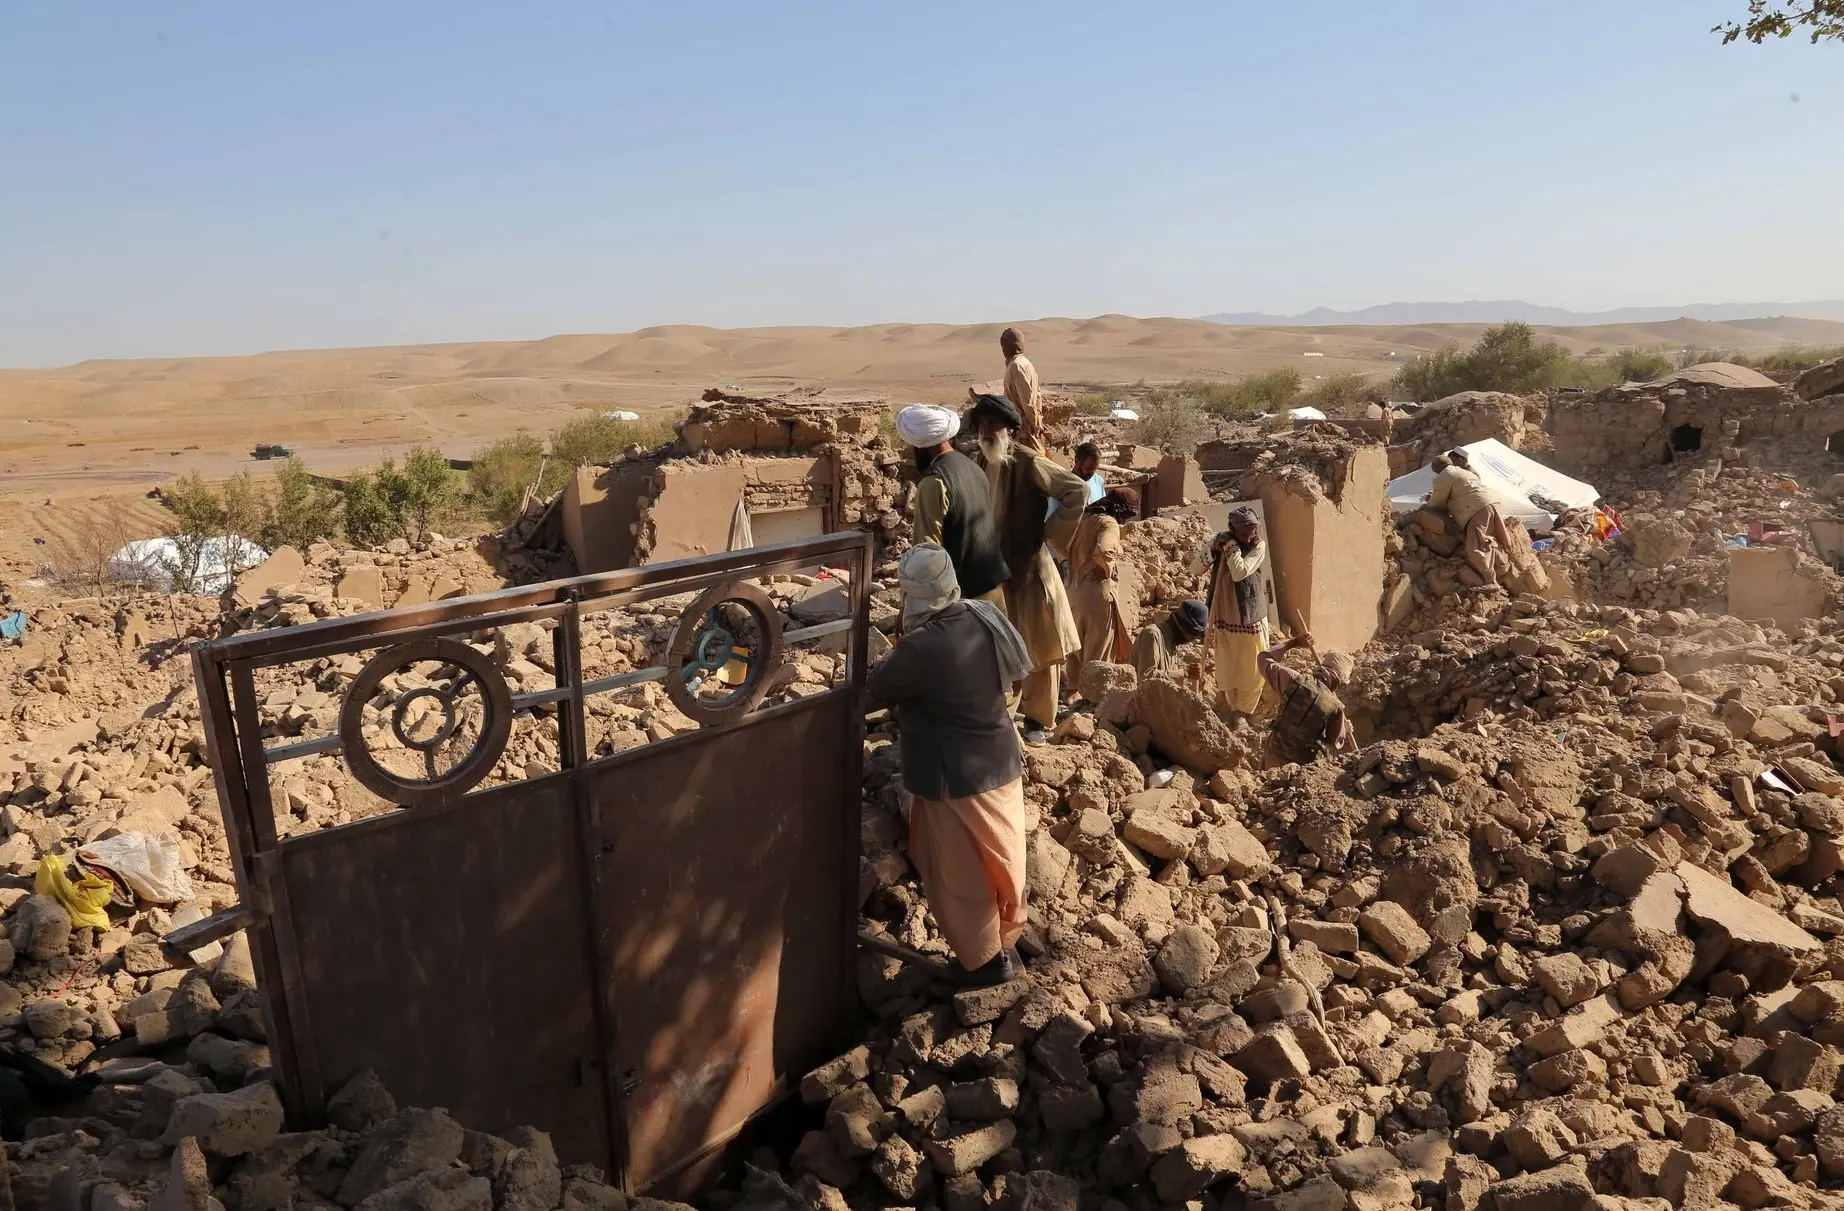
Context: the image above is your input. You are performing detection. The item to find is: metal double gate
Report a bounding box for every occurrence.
[190,534,870,1193]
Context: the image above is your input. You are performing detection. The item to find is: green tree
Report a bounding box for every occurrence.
[219,471,269,573]
[264,457,342,549]
[1716,0,1843,42]
[159,472,226,593]
[341,471,399,546]
[1391,321,1590,399]
[396,447,458,541]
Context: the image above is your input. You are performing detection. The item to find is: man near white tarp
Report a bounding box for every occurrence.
[1427,447,1515,589]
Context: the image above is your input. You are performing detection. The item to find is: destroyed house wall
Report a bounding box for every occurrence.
[1250,444,1391,656]
[564,460,658,575]
[683,388,885,455]
[1549,375,1844,471]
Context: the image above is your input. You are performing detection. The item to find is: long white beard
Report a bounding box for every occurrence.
[979,431,1013,467]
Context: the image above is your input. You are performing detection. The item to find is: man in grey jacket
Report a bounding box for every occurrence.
[867,544,1031,986]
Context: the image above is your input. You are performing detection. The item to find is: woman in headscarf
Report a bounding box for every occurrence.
[867,544,1033,986]
[1064,488,1142,687]
[1191,506,1270,715]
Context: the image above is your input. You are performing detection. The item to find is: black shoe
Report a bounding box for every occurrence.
[955,948,1019,987]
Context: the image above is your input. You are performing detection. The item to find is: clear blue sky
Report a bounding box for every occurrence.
[2,0,1838,366]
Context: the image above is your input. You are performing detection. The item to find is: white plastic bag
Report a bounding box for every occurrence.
[77,831,195,905]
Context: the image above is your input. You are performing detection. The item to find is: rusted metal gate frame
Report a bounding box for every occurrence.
[191,532,872,1189]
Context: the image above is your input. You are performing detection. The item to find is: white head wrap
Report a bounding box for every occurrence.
[898,544,961,624]
[897,544,1032,685]
[896,404,959,449]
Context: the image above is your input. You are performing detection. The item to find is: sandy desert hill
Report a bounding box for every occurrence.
[3,312,1841,572]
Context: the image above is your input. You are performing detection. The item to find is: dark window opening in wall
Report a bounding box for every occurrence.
[1670,424,1703,453]
[1827,431,1844,457]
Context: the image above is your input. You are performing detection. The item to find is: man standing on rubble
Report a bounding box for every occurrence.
[868,544,1033,986]
[1194,507,1270,716]
[1427,447,1514,589]
[1258,630,1355,766]
[1132,599,1208,680]
[898,404,1009,603]
[1000,328,1043,450]
[967,392,1088,742]
[1064,488,1141,682]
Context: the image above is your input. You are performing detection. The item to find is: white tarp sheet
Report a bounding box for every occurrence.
[1289,406,1328,421]
[1386,438,1599,534]
[109,536,267,595]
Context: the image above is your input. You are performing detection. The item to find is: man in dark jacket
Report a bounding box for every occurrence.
[898,404,1009,601]
[966,392,1088,740]
[867,544,1032,986]
[1258,631,1355,767]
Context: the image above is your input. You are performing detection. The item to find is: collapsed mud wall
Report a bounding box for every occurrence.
[1548,363,1844,472]
[563,390,908,572]
[1386,391,1534,477]
[1249,444,1391,656]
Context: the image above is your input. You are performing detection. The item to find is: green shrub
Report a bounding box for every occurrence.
[469,431,555,525]
[1606,349,1672,383]
[1074,391,1112,417]
[1132,397,1211,454]
[1299,372,1383,412]
[1747,344,1844,374]
[553,413,645,467]
[1143,370,1301,420]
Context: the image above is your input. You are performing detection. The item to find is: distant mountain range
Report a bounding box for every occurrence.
[1200,300,1844,327]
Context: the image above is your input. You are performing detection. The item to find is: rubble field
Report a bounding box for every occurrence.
[5,365,1844,1211]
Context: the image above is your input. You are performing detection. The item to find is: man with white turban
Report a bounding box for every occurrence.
[868,545,1032,985]
[896,404,1009,602]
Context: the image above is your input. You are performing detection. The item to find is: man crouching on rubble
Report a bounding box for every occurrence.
[868,544,1035,986]
[1258,630,1355,767]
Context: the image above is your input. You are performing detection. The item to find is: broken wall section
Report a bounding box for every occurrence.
[1247,443,1392,656]
[1548,362,1844,472]
[565,389,908,573]
[1385,390,1537,478]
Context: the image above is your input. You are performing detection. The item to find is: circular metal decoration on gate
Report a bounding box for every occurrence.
[664,582,785,727]
[337,637,514,807]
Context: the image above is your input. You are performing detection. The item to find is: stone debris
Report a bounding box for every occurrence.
[0,1067,625,1211]
[8,377,1844,1210]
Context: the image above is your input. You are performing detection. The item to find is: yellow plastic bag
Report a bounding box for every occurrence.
[34,854,114,930]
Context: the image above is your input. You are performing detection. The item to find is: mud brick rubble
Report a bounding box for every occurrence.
[5,368,1844,1210]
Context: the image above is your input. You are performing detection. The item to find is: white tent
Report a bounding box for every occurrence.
[1289,406,1328,422]
[1386,438,1598,534]
[109,536,268,595]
